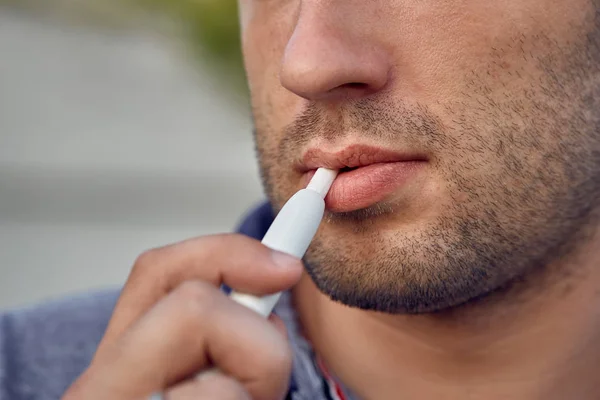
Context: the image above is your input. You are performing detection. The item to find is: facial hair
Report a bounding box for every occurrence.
[253,9,600,314]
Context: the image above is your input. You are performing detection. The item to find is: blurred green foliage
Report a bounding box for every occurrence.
[135,0,247,99]
[0,0,248,99]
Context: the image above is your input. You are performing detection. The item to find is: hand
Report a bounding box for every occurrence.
[63,234,304,400]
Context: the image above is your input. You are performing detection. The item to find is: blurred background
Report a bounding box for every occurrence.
[0,0,264,309]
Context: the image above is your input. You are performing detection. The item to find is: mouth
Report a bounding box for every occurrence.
[298,144,428,213]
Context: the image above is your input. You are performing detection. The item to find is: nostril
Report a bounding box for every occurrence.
[327,82,372,98]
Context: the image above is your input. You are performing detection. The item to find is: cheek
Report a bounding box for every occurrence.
[240,3,293,94]
[412,0,590,102]
[390,3,506,107]
[240,2,303,132]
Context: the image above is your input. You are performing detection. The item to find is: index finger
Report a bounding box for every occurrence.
[99,234,303,347]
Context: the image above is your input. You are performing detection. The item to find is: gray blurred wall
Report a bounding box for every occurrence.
[0,9,264,309]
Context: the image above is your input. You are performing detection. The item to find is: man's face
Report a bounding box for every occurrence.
[238,0,600,313]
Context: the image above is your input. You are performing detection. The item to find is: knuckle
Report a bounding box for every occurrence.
[255,340,293,378]
[132,247,162,274]
[162,281,222,343]
[173,280,219,314]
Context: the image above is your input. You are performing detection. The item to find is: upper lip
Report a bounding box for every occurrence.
[297,144,427,172]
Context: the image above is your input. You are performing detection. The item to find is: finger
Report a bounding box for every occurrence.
[165,372,251,400]
[88,281,292,400]
[268,314,289,338]
[101,234,303,345]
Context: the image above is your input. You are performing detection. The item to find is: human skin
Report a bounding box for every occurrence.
[63,236,305,400]
[239,0,600,398]
[64,1,600,399]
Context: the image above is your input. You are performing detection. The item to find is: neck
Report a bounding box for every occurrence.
[293,227,600,400]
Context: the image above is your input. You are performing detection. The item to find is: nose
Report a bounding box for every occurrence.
[279,6,392,101]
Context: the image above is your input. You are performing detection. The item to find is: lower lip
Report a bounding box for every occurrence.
[306,162,425,213]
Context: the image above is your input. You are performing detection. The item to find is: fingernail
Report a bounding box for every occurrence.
[271,250,302,269]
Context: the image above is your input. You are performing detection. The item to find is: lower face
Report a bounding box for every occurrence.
[240,0,600,313]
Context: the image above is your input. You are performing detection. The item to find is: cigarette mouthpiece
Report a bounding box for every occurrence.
[306,168,338,198]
